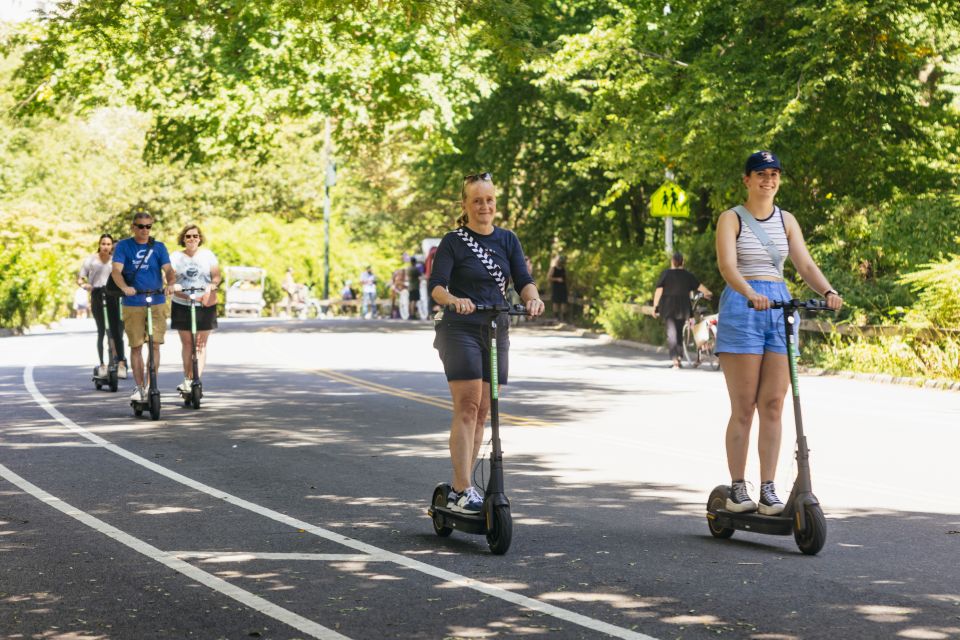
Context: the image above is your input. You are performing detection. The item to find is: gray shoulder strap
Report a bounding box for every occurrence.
[733,205,782,271]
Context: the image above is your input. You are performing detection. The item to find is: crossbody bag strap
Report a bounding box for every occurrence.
[733,205,782,272]
[454,227,508,300]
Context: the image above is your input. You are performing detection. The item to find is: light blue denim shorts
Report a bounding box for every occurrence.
[715,280,798,355]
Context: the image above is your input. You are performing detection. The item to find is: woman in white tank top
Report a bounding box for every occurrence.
[713,151,843,515]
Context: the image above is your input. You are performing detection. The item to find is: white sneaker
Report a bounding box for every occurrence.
[117,362,128,379]
[725,480,757,513]
[129,386,145,402]
[177,378,192,393]
[96,364,108,378]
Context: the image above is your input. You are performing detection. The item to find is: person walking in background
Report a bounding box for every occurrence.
[547,255,569,323]
[390,265,407,319]
[360,266,378,319]
[78,233,128,379]
[111,211,175,403]
[170,224,220,395]
[653,251,712,368]
[407,256,422,320]
[282,267,297,317]
[73,285,90,319]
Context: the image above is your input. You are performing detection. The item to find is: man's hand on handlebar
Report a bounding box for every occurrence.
[122,286,136,297]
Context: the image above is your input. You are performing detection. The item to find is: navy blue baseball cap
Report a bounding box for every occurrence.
[744,150,781,174]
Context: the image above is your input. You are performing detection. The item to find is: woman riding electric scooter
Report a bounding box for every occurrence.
[426,172,544,553]
[709,151,842,551]
[79,234,128,385]
[170,224,220,406]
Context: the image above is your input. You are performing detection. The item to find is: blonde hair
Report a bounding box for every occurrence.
[457,176,495,227]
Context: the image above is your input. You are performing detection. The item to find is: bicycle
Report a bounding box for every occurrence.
[682,292,719,370]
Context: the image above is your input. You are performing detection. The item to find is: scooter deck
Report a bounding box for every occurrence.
[428,505,487,535]
[709,509,793,536]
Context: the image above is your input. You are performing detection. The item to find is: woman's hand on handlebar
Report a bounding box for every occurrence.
[450,297,475,315]
[524,297,545,317]
[747,289,771,311]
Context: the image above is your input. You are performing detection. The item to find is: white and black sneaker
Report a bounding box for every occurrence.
[758,481,785,515]
[725,480,757,513]
[448,486,484,514]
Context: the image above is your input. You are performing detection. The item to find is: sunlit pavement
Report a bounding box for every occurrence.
[2,317,958,639]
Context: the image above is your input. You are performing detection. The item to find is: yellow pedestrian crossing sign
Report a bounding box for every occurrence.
[649,181,690,218]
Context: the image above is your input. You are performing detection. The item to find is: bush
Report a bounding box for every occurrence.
[0,218,70,329]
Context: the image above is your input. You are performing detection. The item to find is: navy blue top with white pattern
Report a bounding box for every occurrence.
[428,226,535,326]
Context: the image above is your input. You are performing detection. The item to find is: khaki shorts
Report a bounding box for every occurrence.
[122,304,168,347]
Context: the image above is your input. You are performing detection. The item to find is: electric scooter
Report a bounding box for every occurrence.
[129,289,164,421]
[428,303,529,555]
[177,287,206,410]
[92,289,120,393]
[706,298,834,555]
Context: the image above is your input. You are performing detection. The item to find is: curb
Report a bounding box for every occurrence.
[536,322,959,392]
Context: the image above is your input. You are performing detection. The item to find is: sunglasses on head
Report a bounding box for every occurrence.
[463,172,492,183]
[134,223,153,230]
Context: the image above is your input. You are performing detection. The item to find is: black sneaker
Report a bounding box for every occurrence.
[758,481,785,515]
[725,480,757,513]
[448,487,483,514]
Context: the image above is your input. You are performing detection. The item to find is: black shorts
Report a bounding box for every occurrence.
[409,288,421,302]
[434,322,509,384]
[170,302,219,331]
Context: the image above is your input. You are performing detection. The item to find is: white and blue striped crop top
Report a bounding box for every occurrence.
[736,206,789,278]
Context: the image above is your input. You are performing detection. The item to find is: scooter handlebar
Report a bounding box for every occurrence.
[444,303,530,316]
[748,298,833,312]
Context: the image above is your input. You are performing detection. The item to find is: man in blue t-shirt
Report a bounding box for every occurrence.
[111,212,175,402]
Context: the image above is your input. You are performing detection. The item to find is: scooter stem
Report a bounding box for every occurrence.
[487,317,505,498]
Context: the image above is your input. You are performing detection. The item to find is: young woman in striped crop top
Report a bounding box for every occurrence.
[714,151,843,516]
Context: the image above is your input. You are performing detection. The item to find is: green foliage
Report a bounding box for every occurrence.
[806,332,960,382]
[899,243,960,327]
[0,216,70,329]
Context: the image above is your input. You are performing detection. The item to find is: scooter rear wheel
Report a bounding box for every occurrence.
[707,486,735,539]
[431,486,452,537]
[486,505,512,555]
[794,503,827,555]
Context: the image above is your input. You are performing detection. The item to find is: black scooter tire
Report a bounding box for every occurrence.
[707,486,735,539]
[486,505,512,555]
[431,486,453,537]
[108,370,118,392]
[148,392,161,421]
[191,384,201,410]
[794,503,827,555]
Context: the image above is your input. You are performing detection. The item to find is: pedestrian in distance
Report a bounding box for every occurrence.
[428,172,545,513]
[715,150,842,516]
[111,212,176,403]
[282,267,298,318]
[78,233,128,379]
[653,251,712,368]
[407,256,422,320]
[360,266,378,319]
[73,285,90,319]
[547,254,569,323]
[170,224,221,395]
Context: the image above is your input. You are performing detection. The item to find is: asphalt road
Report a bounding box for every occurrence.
[2,317,958,640]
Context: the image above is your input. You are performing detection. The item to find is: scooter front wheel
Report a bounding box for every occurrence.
[706,486,735,539]
[794,503,827,555]
[191,384,202,410]
[108,370,119,392]
[486,505,512,555]
[431,486,452,537]
[148,392,161,421]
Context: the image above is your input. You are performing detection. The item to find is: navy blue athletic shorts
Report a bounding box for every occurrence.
[434,321,509,384]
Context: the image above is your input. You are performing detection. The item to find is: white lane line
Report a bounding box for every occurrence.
[0,462,350,640]
[24,364,658,640]
[0,442,103,448]
[172,552,393,562]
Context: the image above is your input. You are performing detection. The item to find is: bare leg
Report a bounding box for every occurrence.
[196,330,211,377]
[178,330,192,378]
[756,352,790,482]
[448,380,483,492]
[130,345,145,388]
[719,353,763,481]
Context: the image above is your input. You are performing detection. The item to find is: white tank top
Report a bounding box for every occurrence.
[736,206,789,278]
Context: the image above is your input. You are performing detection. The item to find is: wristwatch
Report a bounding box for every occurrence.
[824,289,839,298]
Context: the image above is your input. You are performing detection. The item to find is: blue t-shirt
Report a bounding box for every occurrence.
[427,226,535,326]
[112,237,171,307]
